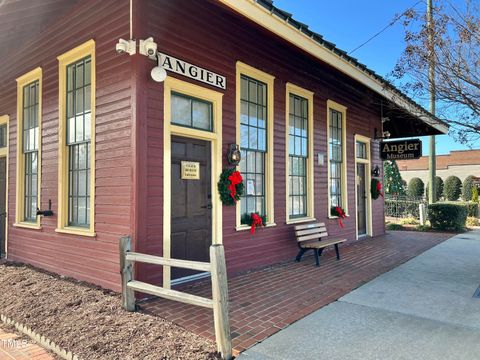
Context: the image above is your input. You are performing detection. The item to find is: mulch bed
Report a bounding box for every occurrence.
[0,262,219,360]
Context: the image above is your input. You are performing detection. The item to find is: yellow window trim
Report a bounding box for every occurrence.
[354,134,373,238]
[15,67,42,228]
[235,61,275,229]
[57,39,96,236]
[285,83,314,223]
[163,76,223,289]
[326,99,348,217]
[0,115,9,256]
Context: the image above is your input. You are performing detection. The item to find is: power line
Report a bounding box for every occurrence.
[349,0,424,55]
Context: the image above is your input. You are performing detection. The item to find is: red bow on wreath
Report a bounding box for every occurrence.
[250,213,264,234]
[335,206,346,228]
[228,171,243,202]
[376,181,384,198]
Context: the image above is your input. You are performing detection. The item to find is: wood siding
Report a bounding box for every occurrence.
[0,0,132,291]
[138,0,385,284]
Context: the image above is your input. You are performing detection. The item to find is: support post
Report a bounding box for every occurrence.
[427,0,437,204]
[210,244,232,360]
[419,203,427,225]
[119,236,136,311]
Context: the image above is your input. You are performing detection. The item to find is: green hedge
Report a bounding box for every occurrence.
[407,177,425,198]
[428,203,468,231]
[466,202,479,217]
[443,176,462,201]
[462,176,475,201]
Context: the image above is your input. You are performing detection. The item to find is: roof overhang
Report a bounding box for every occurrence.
[217,0,449,136]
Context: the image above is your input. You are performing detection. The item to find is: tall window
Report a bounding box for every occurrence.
[328,106,346,209]
[288,94,308,218]
[239,75,267,223]
[23,81,39,222]
[66,57,91,227]
[16,67,42,228]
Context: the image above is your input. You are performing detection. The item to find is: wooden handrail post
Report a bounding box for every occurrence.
[119,236,136,311]
[210,244,232,360]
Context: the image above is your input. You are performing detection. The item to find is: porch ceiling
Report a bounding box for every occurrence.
[0,0,79,60]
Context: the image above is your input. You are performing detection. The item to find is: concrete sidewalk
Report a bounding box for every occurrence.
[239,230,480,360]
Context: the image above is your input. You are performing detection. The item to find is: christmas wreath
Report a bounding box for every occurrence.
[241,213,267,234]
[218,168,244,206]
[331,206,346,228]
[371,178,384,200]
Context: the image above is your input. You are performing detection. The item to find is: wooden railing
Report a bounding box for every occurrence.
[119,236,232,360]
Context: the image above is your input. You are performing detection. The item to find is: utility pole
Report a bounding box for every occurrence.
[427,0,437,204]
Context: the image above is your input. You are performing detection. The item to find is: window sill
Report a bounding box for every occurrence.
[55,227,96,237]
[328,214,350,219]
[13,222,42,230]
[286,217,316,225]
[235,223,277,232]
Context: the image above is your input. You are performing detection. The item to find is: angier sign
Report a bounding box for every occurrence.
[380,139,422,160]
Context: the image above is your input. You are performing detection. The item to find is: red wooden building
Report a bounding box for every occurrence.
[0,0,447,291]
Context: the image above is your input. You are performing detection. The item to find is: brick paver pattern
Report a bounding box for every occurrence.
[0,326,54,360]
[141,231,453,355]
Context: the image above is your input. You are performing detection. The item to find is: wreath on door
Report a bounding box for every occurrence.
[371,178,384,200]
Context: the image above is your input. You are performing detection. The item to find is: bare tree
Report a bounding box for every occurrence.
[391,0,480,144]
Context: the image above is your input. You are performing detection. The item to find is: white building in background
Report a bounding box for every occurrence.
[397,150,480,185]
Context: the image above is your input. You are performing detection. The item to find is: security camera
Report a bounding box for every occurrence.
[383,131,391,139]
[139,37,157,59]
[116,38,136,55]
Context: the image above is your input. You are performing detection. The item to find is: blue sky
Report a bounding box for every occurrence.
[274,0,472,155]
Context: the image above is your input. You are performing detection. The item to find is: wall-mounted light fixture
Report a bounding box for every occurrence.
[372,165,381,177]
[227,144,241,166]
[374,128,391,140]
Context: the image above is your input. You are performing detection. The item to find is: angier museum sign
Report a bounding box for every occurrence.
[380,139,422,160]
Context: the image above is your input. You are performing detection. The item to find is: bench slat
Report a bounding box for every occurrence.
[294,222,326,231]
[301,238,346,249]
[297,232,329,242]
[296,227,327,237]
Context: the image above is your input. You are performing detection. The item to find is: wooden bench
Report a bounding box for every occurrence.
[294,222,346,266]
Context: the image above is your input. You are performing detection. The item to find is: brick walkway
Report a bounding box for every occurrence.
[141,231,453,355]
[0,326,53,360]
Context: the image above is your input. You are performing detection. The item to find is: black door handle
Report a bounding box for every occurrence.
[201,204,212,209]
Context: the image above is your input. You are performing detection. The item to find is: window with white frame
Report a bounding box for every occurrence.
[239,75,267,223]
[329,108,344,208]
[288,94,308,218]
[66,56,92,227]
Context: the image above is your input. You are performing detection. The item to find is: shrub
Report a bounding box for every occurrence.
[400,217,419,225]
[386,223,404,230]
[465,202,479,217]
[473,186,479,203]
[462,175,475,201]
[443,176,462,201]
[426,176,444,202]
[466,217,480,227]
[428,203,468,231]
[407,177,425,198]
[415,224,431,232]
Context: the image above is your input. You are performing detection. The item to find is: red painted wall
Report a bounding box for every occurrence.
[137,0,385,284]
[0,0,133,291]
[0,0,386,292]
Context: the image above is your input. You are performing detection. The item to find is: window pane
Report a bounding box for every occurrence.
[68,143,90,227]
[171,93,213,131]
[0,125,7,148]
[329,109,344,211]
[66,57,91,146]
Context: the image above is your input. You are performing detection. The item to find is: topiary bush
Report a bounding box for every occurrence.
[462,175,475,201]
[473,186,479,203]
[443,176,462,201]
[426,176,444,202]
[407,177,425,199]
[428,203,468,231]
